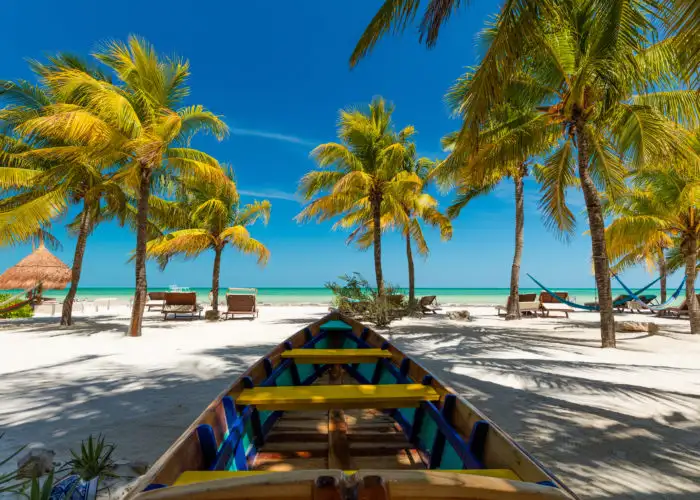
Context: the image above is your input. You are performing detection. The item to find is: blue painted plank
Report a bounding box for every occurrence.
[196,424,218,469]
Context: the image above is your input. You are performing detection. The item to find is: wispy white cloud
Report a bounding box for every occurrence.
[230,127,316,147]
[238,188,300,202]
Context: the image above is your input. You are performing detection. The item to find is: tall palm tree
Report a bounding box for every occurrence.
[297,97,420,313]
[605,164,700,334]
[0,66,129,326]
[440,156,531,320]
[146,168,270,317]
[338,151,452,309]
[12,37,229,336]
[437,90,558,320]
[444,4,697,347]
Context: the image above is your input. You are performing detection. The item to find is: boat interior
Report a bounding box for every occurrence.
[130,315,575,499]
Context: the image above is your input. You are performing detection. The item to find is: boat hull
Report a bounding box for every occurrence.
[126,312,577,499]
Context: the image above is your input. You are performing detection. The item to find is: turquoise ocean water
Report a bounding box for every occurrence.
[9,287,667,306]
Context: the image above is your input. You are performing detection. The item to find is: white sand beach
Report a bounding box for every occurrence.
[1,307,698,499]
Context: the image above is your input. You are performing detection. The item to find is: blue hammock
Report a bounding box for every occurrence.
[612,274,686,311]
[527,274,662,311]
[527,274,599,310]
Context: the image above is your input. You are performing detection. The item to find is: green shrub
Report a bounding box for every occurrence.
[68,434,116,482]
[325,273,403,327]
[0,293,34,319]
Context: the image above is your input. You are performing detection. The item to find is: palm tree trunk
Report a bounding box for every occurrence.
[658,254,667,303]
[60,203,91,326]
[128,166,152,337]
[372,193,384,296]
[211,246,223,315]
[575,122,615,347]
[506,166,526,320]
[406,232,415,309]
[685,236,699,335]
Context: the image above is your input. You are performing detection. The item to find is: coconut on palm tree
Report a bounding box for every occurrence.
[11,37,229,336]
[296,97,421,321]
[146,167,270,318]
[605,163,700,334]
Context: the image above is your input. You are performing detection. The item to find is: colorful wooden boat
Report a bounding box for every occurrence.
[126,312,577,499]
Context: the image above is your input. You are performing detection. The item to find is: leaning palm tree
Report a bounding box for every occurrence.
[13,37,229,336]
[338,150,452,310]
[146,168,270,317]
[297,97,420,310]
[444,4,697,347]
[0,65,130,326]
[605,163,700,334]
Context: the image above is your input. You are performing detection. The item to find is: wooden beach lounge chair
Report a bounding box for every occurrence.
[162,292,201,320]
[496,293,540,317]
[539,292,575,318]
[146,291,166,311]
[387,293,406,319]
[124,312,577,500]
[223,292,258,319]
[419,295,442,314]
[656,294,699,318]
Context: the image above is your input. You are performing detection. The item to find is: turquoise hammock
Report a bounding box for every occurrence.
[612,273,686,311]
[526,274,662,311]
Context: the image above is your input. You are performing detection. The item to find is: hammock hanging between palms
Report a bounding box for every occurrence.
[526,274,662,311]
[612,273,686,311]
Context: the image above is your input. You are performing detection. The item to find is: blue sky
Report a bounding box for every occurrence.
[1,0,674,289]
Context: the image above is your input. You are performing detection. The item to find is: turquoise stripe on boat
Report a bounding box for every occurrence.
[440,442,464,469]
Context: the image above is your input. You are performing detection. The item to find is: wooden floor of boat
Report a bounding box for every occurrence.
[250,372,425,471]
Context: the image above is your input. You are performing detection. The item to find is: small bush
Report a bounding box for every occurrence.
[68,434,116,482]
[325,273,404,327]
[0,293,34,319]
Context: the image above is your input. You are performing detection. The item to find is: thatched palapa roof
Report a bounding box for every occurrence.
[0,245,71,290]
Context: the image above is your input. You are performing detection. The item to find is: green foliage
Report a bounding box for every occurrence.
[326,273,402,327]
[0,433,28,495]
[0,293,33,319]
[26,471,55,500]
[67,434,116,482]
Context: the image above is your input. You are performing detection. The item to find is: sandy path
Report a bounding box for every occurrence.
[0,306,698,499]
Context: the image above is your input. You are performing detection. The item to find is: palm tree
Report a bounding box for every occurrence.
[440,156,531,320]
[605,164,700,334]
[297,97,420,312]
[146,168,270,317]
[12,37,229,336]
[437,89,558,320]
[603,194,672,303]
[444,4,697,347]
[338,150,452,310]
[0,65,129,326]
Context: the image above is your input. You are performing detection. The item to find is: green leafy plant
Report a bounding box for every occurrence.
[326,273,403,327]
[0,433,28,494]
[26,471,55,500]
[67,434,116,482]
[0,293,33,319]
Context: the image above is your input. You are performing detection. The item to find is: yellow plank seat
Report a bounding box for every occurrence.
[280,348,393,364]
[236,384,440,411]
[173,469,522,487]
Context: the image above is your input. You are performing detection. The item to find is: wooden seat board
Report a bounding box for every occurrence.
[281,348,392,364]
[236,384,439,411]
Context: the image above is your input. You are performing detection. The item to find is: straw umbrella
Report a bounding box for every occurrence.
[0,244,71,300]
